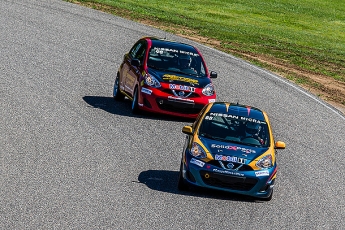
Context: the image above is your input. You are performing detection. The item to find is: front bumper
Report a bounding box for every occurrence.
[181,155,276,199]
[139,86,216,118]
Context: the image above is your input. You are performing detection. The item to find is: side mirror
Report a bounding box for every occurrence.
[210,71,217,78]
[182,125,193,135]
[274,141,286,149]
[131,59,141,67]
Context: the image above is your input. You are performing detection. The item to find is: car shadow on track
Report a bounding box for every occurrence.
[137,170,258,203]
[82,95,195,122]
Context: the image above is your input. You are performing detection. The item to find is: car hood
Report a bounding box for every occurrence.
[148,68,211,88]
[199,137,270,161]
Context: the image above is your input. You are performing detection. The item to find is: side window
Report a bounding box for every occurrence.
[194,56,206,77]
[129,41,147,63]
[199,61,206,77]
[129,43,141,58]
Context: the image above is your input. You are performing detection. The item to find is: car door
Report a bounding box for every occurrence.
[125,40,147,97]
[118,52,129,93]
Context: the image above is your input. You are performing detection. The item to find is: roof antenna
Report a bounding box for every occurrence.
[236,100,239,105]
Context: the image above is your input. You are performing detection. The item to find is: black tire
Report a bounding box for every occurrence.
[177,163,189,191]
[260,190,273,201]
[131,87,140,114]
[113,74,125,101]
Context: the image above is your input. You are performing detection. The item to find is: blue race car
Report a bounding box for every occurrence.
[178,102,286,201]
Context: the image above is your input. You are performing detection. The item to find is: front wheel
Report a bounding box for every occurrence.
[113,74,125,101]
[260,190,273,201]
[131,87,140,114]
[177,162,188,191]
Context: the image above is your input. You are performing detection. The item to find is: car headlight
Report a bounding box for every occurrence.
[202,83,215,96]
[145,74,161,88]
[190,142,207,158]
[256,154,273,169]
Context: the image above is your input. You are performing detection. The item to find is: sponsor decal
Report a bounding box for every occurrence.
[239,116,266,124]
[208,99,216,103]
[204,116,214,120]
[152,47,199,57]
[180,50,199,57]
[169,84,195,92]
[215,154,246,164]
[168,96,194,103]
[190,158,205,167]
[163,74,199,85]
[255,170,269,177]
[141,87,152,95]
[153,47,179,54]
[207,113,266,124]
[211,144,256,154]
[213,169,244,177]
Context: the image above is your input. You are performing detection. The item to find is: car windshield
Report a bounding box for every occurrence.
[147,46,207,77]
[198,112,270,147]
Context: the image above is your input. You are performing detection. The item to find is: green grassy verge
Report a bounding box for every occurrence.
[66,0,345,105]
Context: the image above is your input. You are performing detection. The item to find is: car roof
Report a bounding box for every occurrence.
[144,37,198,52]
[208,102,266,121]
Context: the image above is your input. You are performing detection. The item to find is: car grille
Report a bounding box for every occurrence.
[200,170,258,191]
[207,160,253,171]
[156,98,204,114]
[161,89,200,98]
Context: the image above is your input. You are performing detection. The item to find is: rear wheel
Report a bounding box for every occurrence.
[113,74,124,101]
[177,162,188,191]
[131,87,140,114]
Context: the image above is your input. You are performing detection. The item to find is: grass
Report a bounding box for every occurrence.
[66,0,345,106]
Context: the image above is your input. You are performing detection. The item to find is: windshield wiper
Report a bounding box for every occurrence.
[200,133,225,141]
[148,65,166,71]
[167,69,184,74]
[225,139,243,144]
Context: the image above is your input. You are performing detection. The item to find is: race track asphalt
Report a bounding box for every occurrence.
[1,0,344,229]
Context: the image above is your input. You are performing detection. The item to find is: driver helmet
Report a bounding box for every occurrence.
[245,122,261,136]
[178,54,192,69]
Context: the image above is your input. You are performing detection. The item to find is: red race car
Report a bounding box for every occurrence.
[113,37,217,118]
